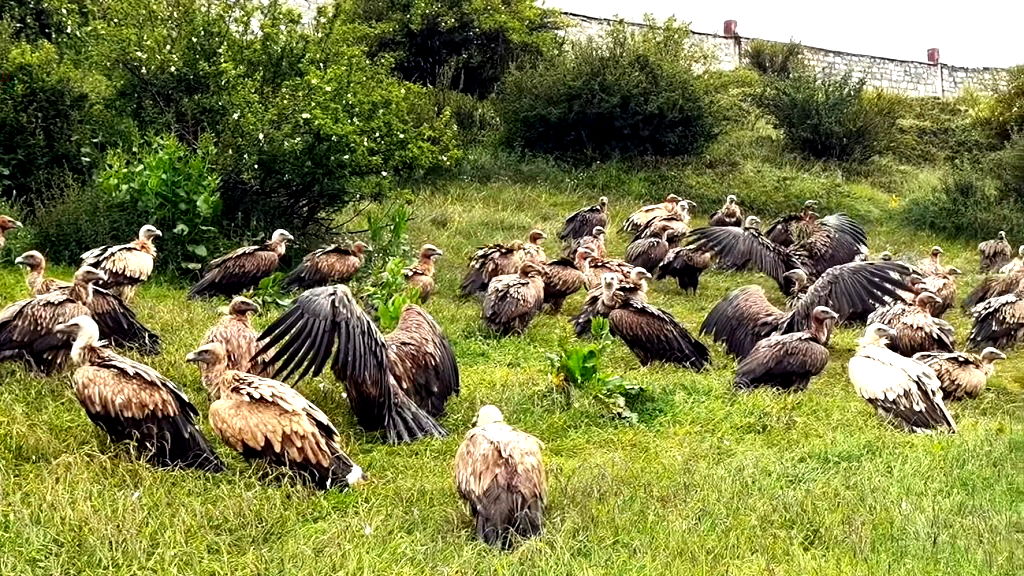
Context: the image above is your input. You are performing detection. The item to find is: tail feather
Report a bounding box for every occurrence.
[384,388,446,444]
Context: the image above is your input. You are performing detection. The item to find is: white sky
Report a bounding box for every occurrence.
[543,0,1022,68]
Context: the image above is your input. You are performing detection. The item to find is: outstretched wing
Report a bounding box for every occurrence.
[791,214,869,278]
[683,226,799,288]
[700,285,785,358]
[609,300,710,371]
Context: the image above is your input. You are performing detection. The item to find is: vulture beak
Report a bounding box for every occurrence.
[13,221,23,228]
[153,229,163,237]
[54,322,75,336]
[989,349,1008,361]
[184,351,201,364]
[948,267,962,275]
[433,248,444,257]
[363,245,374,252]
[825,309,839,320]
[14,255,25,266]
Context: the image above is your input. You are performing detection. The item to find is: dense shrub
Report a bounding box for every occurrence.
[890,96,998,165]
[0,0,90,43]
[496,18,719,163]
[743,39,804,79]
[29,176,136,264]
[345,0,562,98]
[759,72,900,162]
[988,66,1024,142]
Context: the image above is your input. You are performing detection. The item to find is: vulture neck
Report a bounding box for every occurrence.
[132,238,156,256]
[228,313,253,328]
[808,318,832,345]
[69,279,94,304]
[417,255,435,277]
[71,337,102,366]
[201,360,230,397]
[25,268,45,294]
[266,239,288,257]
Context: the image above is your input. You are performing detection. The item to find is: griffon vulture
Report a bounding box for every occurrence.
[998,245,1024,274]
[565,226,607,260]
[405,244,444,303]
[963,268,1024,310]
[622,194,691,233]
[461,242,524,297]
[918,246,947,277]
[559,196,608,243]
[283,241,370,290]
[80,224,161,301]
[763,200,819,247]
[967,291,1024,350]
[709,194,743,227]
[0,215,23,248]
[656,245,714,293]
[541,250,588,314]
[572,272,649,338]
[913,348,1006,401]
[734,306,838,391]
[867,292,954,356]
[482,262,546,335]
[188,229,293,299]
[978,231,1012,273]
[200,296,272,379]
[15,250,71,295]
[625,228,683,273]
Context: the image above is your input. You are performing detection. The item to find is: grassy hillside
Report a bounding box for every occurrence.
[0,180,1022,575]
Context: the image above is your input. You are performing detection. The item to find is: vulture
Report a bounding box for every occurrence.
[683,213,868,294]
[918,246,947,277]
[56,316,223,471]
[622,194,690,233]
[188,229,294,299]
[708,194,743,227]
[186,343,363,490]
[581,252,637,290]
[700,261,916,358]
[764,200,819,247]
[967,291,1024,350]
[405,244,444,303]
[998,245,1024,274]
[656,245,714,293]
[283,241,370,290]
[913,348,1006,401]
[482,262,546,335]
[848,323,957,433]
[878,251,894,262]
[734,306,838,391]
[15,250,71,295]
[572,271,648,338]
[588,274,709,370]
[0,215,23,248]
[541,250,588,314]
[80,224,161,301]
[256,284,456,443]
[522,230,548,264]
[918,268,960,317]
[0,266,160,374]
[565,226,606,259]
[454,405,546,550]
[963,268,1024,310]
[633,214,690,240]
[559,196,608,242]
[978,231,1012,273]
[200,296,272,379]
[461,241,524,297]
[867,292,954,357]
[625,228,683,273]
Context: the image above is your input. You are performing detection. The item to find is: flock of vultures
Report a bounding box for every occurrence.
[0,193,1021,550]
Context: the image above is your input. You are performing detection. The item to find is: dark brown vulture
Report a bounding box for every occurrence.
[559,196,608,242]
[633,214,690,240]
[482,262,546,335]
[656,245,714,293]
[700,261,917,358]
[709,194,743,227]
[541,250,588,314]
[572,272,648,338]
[283,241,370,290]
[56,316,223,471]
[461,241,524,297]
[918,246,946,277]
[186,343,363,489]
[913,347,1005,401]
[625,228,683,273]
[15,251,71,295]
[80,224,161,301]
[848,323,957,434]
[256,284,455,443]
[764,200,819,247]
[0,266,160,373]
[919,268,960,317]
[998,245,1024,274]
[683,212,868,294]
[963,268,1024,310]
[0,215,23,248]
[565,226,606,259]
[522,230,548,264]
[188,229,294,299]
[455,405,546,550]
[978,231,1011,273]
[622,194,692,233]
[734,306,837,391]
[867,292,954,357]
[405,244,443,303]
[967,291,1024,350]
[200,296,272,379]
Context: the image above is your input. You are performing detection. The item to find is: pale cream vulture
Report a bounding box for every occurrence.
[81,224,161,301]
[15,250,71,295]
[56,316,223,471]
[189,229,293,299]
[622,194,691,233]
[917,246,947,277]
[455,405,546,550]
[283,241,370,290]
[404,244,444,303]
[187,343,363,489]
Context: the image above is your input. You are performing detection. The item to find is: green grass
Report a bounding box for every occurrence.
[1,181,1023,575]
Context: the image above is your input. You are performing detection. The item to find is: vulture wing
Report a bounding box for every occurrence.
[634,215,688,240]
[781,261,917,333]
[85,245,154,288]
[541,259,585,311]
[455,423,546,549]
[849,347,956,432]
[189,245,280,298]
[625,237,669,273]
[912,351,987,400]
[683,226,799,288]
[0,294,82,372]
[790,214,869,278]
[482,277,543,334]
[86,288,161,355]
[559,205,607,241]
[968,293,1024,350]
[964,271,1024,310]
[735,332,829,390]
[284,245,361,289]
[700,285,785,358]
[256,285,445,443]
[609,300,710,370]
[75,350,223,471]
[385,305,460,418]
[764,214,805,247]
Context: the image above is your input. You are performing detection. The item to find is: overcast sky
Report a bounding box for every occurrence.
[543,0,1021,68]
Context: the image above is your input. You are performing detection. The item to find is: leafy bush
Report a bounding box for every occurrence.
[988,66,1024,142]
[496,18,719,163]
[889,96,998,165]
[0,0,90,43]
[29,175,136,264]
[759,72,900,162]
[345,0,562,98]
[743,39,804,78]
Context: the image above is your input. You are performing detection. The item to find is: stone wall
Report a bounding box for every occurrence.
[563,12,1009,98]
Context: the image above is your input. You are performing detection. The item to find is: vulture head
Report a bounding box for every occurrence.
[743,216,762,230]
[1018,245,1024,257]
[665,194,683,205]
[810,306,839,341]
[914,291,943,311]
[271,229,295,244]
[227,296,260,317]
[947,266,962,276]
[420,244,444,260]
[138,224,162,242]
[629,267,652,284]
[472,404,505,427]
[592,226,606,238]
[0,215,23,231]
[980,347,1007,364]
[812,306,839,323]
[528,230,547,245]
[185,342,229,371]
[14,250,45,272]
[725,194,737,205]
[518,262,544,279]
[74,266,108,285]
[783,268,809,293]
[55,315,102,360]
[998,231,1007,241]
[598,197,609,211]
[803,200,818,210]
[599,273,620,306]
[930,246,944,258]
[352,241,371,255]
[879,251,893,262]
[574,247,594,270]
[860,323,896,347]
